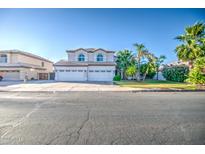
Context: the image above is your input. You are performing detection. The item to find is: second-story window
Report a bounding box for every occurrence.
[41,62,44,67]
[97,54,103,62]
[78,54,85,62]
[0,54,7,63]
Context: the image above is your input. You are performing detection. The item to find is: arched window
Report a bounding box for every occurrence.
[78,54,85,61]
[0,54,7,63]
[97,54,103,62]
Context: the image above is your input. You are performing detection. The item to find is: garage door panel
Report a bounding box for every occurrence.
[88,71,113,81]
[2,72,20,80]
[57,72,87,81]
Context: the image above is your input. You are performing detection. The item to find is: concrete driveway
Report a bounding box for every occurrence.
[0,92,204,144]
[0,80,136,92]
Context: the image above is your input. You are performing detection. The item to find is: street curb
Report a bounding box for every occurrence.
[0,90,205,93]
[131,89,205,92]
[112,82,205,92]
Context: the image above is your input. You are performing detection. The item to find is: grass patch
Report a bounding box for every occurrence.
[114,79,201,90]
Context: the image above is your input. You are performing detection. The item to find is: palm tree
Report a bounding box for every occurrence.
[176,22,205,41]
[116,50,134,79]
[175,22,205,68]
[155,55,166,80]
[134,43,148,81]
[142,53,157,81]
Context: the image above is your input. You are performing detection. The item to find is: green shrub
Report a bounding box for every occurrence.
[162,65,189,82]
[140,63,156,79]
[113,75,121,81]
[186,58,205,84]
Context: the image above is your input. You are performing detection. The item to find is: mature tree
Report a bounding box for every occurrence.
[155,55,166,80]
[116,50,135,79]
[134,43,149,81]
[175,22,205,68]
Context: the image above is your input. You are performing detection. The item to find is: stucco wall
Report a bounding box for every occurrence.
[88,53,94,61]
[7,53,18,63]
[106,53,114,62]
[67,49,114,62]
[16,54,53,72]
[93,50,107,62]
[74,50,89,61]
[67,52,75,62]
[19,68,38,80]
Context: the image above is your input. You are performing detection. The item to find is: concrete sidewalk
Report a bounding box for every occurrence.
[0,81,138,92]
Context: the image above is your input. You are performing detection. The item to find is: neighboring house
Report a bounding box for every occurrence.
[0,50,53,81]
[54,48,116,81]
[167,60,190,67]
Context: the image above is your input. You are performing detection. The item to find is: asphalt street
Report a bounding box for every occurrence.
[0,92,205,144]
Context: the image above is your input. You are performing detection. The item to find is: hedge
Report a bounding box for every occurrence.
[162,65,189,82]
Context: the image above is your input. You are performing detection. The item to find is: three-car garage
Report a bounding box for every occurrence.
[55,65,115,82]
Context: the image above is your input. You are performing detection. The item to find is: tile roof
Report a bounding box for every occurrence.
[66,48,115,53]
[0,50,53,63]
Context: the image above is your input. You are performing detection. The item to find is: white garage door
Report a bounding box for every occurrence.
[1,71,20,80]
[57,70,87,81]
[88,70,114,81]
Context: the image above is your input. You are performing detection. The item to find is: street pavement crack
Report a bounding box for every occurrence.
[0,102,43,139]
[72,109,90,144]
[46,109,91,145]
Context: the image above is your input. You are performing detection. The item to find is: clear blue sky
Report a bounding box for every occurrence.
[0,9,204,63]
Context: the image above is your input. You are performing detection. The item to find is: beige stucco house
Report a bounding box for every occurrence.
[54,48,116,81]
[0,50,53,81]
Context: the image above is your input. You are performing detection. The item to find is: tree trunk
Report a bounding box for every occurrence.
[121,69,124,80]
[136,59,141,81]
[123,71,126,80]
[121,69,127,80]
[142,72,147,81]
[142,67,149,81]
[156,67,159,80]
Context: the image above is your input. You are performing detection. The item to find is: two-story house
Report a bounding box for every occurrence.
[0,50,53,81]
[54,48,116,81]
